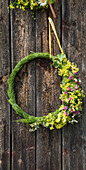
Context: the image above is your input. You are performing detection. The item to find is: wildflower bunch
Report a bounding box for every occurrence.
[7,53,85,131]
[9,0,54,11]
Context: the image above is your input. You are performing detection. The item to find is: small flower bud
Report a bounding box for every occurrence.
[69,75,73,80]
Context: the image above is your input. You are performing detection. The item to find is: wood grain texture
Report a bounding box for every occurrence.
[36,1,61,169]
[1,0,86,170]
[49,1,62,169]
[11,9,36,170]
[35,11,50,170]
[0,0,10,169]
[62,0,86,169]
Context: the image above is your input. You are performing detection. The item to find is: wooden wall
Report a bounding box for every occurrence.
[0,0,86,169]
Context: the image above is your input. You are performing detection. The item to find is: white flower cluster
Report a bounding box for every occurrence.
[38,0,47,6]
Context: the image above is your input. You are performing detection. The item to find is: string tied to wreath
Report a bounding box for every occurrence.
[48,17,64,58]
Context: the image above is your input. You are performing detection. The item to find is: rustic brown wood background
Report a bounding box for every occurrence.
[0,0,86,169]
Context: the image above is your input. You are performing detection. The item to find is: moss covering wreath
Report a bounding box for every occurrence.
[7,53,85,131]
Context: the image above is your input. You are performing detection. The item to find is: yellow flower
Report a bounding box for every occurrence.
[46,123,49,127]
[10,5,15,9]
[55,119,59,123]
[50,126,54,130]
[67,60,71,67]
[60,84,63,88]
[55,124,65,129]
[50,121,54,125]
[79,106,82,110]
[20,5,22,9]
[49,113,52,117]
[21,6,25,10]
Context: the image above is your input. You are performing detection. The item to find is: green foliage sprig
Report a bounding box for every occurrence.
[7,53,85,131]
[9,0,54,11]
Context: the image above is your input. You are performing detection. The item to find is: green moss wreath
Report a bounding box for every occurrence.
[9,0,54,11]
[7,53,85,131]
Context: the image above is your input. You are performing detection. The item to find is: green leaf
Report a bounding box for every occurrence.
[56,53,66,62]
[54,64,59,68]
[52,60,58,68]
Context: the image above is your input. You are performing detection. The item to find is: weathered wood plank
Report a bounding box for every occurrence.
[62,0,86,169]
[49,1,62,169]
[0,0,10,169]
[35,11,50,170]
[36,1,61,169]
[11,9,36,170]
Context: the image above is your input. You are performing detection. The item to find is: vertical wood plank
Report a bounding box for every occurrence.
[1,0,86,170]
[81,3,86,168]
[49,1,62,169]
[36,1,62,169]
[62,0,86,169]
[11,9,36,170]
[35,11,50,170]
[0,0,10,169]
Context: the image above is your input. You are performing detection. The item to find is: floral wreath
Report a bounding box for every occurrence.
[9,0,54,11]
[7,18,85,131]
[7,52,85,131]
